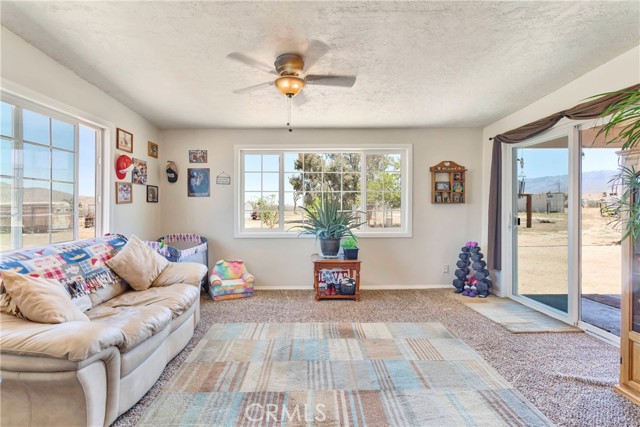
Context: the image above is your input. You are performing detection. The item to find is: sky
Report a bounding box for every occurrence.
[516,147,620,179]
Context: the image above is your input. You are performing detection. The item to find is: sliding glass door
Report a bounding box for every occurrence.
[508,122,623,340]
[579,127,623,337]
[512,133,571,318]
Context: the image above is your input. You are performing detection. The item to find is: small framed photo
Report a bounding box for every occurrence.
[189,149,208,163]
[435,193,443,203]
[115,182,132,204]
[453,193,461,203]
[132,158,148,185]
[116,128,133,153]
[188,168,210,197]
[453,173,461,181]
[148,141,158,158]
[435,181,450,191]
[146,185,158,203]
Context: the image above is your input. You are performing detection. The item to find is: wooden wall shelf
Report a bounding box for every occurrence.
[430,161,467,204]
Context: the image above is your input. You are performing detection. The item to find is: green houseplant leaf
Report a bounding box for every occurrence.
[289,194,365,240]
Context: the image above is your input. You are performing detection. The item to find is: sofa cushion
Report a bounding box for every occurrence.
[0,313,124,361]
[102,284,199,319]
[106,235,169,291]
[1,271,89,324]
[152,262,208,287]
[86,304,172,353]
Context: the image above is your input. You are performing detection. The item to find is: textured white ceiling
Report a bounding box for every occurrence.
[1,1,638,129]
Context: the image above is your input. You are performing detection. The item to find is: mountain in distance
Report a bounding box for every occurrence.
[522,170,618,194]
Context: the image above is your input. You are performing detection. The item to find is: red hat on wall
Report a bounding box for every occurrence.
[115,155,133,180]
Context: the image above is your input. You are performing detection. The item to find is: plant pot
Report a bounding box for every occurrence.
[320,238,341,257]
[343,247,359,260]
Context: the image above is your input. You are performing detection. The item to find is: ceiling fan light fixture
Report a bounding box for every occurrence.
[275,75,305,97]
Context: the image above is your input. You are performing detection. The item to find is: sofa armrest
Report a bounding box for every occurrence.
[152,262,208,287]
[209,274,222,286]
[241,272,255,284]
[0,313,124,362]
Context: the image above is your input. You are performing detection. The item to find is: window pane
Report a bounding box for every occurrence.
[52,182,74,215]
[343,153,361,172]
[262,155,279,172]
[1,139,12,176]
[304,153,323,172]
[284,173,301,192]
[245,192,261,204]
[78,126,96,240]
[244,173,261,191]
[343,173,361,191]
[323,173,341,191]
[1,102,13,138]
[323,153,341,172]
[304,173,322,191]
[244,154,261,171]
[22,215,50,248]
[0,215,12,251]
[262,172,279,191]
[23,109,50,145]
[51,215,74,243]
[0,177,15,216]
[284,152,300,172]
[52,119,74,151]
[244,211,261,229]
[52,149,74,182]
[23,179,50,216]
[23,142,50,179]
[342,192,361,211]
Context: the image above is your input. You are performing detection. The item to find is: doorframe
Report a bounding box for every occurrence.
[501,117,621,345]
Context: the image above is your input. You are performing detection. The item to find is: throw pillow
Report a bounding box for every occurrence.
[1,270,90,323]
[106,235,169,291]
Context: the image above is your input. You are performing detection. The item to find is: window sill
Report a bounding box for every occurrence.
[234,230,412,239]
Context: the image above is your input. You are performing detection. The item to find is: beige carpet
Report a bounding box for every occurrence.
[461,296,581,333]
[113,290,640,427]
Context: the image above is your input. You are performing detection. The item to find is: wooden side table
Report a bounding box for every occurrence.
[312,257,361,301]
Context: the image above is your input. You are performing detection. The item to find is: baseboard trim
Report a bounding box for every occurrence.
[253,284,451,291]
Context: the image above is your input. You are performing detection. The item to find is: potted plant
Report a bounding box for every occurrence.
[342,236,359,260]
[291,195,364,257]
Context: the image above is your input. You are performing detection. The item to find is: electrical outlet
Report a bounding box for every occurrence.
[443,264,449,273]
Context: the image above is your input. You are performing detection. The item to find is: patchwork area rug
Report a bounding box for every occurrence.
[139,323,552,426]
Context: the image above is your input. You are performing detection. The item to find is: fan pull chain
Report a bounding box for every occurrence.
[286,94,293,132]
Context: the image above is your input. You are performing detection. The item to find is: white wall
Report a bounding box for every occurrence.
[480,45,640,293]
[161,128,482,289]
[0,27,162,240]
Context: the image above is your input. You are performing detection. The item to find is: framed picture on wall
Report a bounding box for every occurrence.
[189,150,208,163]
[147,185,158,203]
[115,182,132,204]
[148,141,158,158]
[187,168,210,197]
[132,158,148,185]
[435,181,450,191]
[116,128,133,153]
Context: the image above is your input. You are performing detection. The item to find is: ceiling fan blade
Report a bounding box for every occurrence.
[232,81,273,94]
[302,40,329,73]
[227,52,277,75]
[293,91,309,107]
[305,75,356,88]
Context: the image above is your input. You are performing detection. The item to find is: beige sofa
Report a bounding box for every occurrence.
[0,261,207,427]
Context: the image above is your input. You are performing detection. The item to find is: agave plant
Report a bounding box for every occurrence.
[290,195,364,240]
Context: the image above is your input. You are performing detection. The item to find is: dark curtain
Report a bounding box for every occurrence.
[487,83,640,270]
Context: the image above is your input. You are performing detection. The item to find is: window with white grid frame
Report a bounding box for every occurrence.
[238,147,411,237]
[0,98,101,251]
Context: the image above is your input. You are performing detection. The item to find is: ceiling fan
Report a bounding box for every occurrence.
[227,41,357,107]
